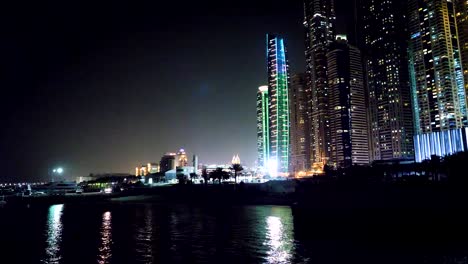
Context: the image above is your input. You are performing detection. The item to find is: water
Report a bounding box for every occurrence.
[1,203,468,264]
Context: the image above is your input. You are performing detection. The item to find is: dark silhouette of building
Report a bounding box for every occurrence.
[289,73,311,175]
[357,0,414,162]
[159,153,176,173]
[327,36,370,168]
[304,0,336,169]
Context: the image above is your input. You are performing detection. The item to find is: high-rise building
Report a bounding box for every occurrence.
[456,0,468,98]
[328,36,370,168]
[176,148,188,167]
[267,34,291,175]
[357,0,414,162]
[304,0,336,169]
[192,155,199,171]
[135,163,160,176]
[159,153,176,172]
[257,85,269,169]
[231,154,241,165]
[408,0,468,161]
[289,73,311,175]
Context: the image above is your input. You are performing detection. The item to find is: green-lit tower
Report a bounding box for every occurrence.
[266,34,291,176]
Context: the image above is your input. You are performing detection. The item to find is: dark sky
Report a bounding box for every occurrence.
[0,0,351,181]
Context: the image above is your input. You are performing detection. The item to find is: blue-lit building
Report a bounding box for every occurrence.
[408,0,468,162]
[266,34,291,176]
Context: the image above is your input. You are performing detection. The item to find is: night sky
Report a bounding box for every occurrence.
[0,0,352,181]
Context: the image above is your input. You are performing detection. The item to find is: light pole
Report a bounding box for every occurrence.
[51,167,64,182]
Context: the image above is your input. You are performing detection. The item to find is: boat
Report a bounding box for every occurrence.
[33,182,78,195]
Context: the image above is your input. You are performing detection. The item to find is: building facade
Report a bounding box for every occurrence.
[357,0,414,162]
[289,73,311,175]
[408,0,468,161]
[456,0,468,99]
[327,37,370,168]
[257,85,269,169]
[304,0,336,169]
[267,34,291,175]
[159,153,176,173]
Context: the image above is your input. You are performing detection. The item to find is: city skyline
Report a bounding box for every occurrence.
[0,0,315,181]
[2,0,468,181]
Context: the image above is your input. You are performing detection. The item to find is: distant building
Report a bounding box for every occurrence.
[135,163,159,176]
[76,175,96,183]
[231,154,241,165]
[408,0,468,161]
[147,163,159,174]
[176,148,188,167]
[165,166,195,182]
[192,155,199,172]
[289,73,311,175]
[160,153,176,172]
[327,36,370,167]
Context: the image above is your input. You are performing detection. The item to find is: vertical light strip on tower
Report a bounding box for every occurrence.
[257,85,269,169]
[267,34,291,175]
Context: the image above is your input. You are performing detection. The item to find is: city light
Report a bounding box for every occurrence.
[267,158,278,177]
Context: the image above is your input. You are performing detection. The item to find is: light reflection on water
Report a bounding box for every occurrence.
[135,206,154,263]
[264,208,295,264]
[43,204,64,264]
[7,204,460,263]
[98,211,112,264]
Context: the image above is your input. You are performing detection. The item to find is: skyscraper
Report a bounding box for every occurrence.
[408,0,468,161]
[289,73,311,175]
[267,34,291,175]
[304,0,336,168]
[328,36,370,168]
[456,0,468,98]
[357,0,414,162]
[257,85,269,169]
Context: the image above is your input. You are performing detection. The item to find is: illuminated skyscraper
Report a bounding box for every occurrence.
[289,73,311,175]
[456,0,468,98]
[267,34,291,175]
[357,0,414,161]
[257,85,269,169]
[408,0,468,161]
[328,36,370,168]
[304,0,336,168]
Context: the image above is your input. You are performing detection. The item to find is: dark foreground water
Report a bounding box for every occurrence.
[1,203,468,264]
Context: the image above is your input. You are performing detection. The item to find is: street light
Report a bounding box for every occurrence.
[50,167,64,182]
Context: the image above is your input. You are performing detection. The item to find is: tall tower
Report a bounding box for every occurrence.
[304,0,336,168]
[357,0,414,161]
[289,73,311,175]
[408,0,468,161]
[267,34,291,175]
[456,0,468,99]
[257,85,269,169]
[328,36,370,168]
